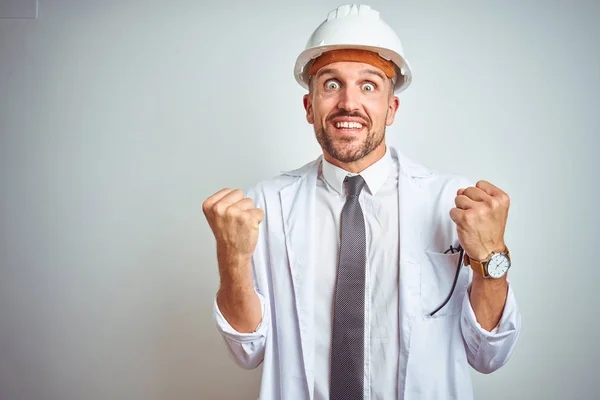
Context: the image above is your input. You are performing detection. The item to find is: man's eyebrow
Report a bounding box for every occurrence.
[314,67,337,80]
[358,68,386,82]
[314,67,387,82]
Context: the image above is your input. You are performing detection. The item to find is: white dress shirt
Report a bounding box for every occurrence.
[212,146,522,400]
[314,147,399,400]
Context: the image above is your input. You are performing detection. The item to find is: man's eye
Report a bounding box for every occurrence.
[362,83,375,92]
[326,80,340,90]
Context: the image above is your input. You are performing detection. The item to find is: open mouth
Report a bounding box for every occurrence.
[329,119,367,135]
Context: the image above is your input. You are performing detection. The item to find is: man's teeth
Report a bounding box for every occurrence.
[335,121,363,129]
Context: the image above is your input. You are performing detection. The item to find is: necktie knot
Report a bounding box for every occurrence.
[345,175,366,197]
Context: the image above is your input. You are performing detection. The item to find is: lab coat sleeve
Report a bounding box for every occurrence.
[213,289,269,370]
[460,278,522,374]
[212,184,271,370]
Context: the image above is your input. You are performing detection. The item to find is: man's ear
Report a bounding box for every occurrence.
[303,94,314,124]
[385,96,400,126]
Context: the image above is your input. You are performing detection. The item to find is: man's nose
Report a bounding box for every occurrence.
[337,86,360,112]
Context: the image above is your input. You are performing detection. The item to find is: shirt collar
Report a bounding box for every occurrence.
[321,147,394,196]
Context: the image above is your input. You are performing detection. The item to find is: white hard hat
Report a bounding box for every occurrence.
[294,4,412,94]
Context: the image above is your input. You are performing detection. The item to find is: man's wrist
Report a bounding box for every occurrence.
[472,272,508,289]
[216,250,254,293]
[470,243,508,262]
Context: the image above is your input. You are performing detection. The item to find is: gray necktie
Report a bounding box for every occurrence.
[330,175,367,400]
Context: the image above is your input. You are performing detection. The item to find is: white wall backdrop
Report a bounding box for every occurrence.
[1,0,598,399]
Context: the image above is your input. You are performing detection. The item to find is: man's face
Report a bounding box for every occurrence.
[303,61,400,164]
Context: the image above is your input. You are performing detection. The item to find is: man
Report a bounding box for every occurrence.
[203,4,521,399]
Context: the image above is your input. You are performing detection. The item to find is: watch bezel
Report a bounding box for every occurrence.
[486,252,511,279]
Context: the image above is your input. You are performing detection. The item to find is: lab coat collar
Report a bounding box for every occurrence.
[320,147,394,196]
[281,146,432,180]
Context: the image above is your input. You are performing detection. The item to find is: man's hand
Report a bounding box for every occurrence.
[203,189,264,264]
[450,180,510,331]
[202,188,264,333]
[449,180,510,261]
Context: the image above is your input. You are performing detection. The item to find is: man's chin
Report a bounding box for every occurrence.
[316,128,382,163]
[327,143,367,163]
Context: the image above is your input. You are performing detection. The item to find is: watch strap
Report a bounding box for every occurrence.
[463,254,488,277]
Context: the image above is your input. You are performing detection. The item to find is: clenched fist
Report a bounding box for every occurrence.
[202,189,265,261]
[203,188,264,333]
[449,180,510,262]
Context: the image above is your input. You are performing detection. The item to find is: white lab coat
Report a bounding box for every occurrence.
[214,147,521,399]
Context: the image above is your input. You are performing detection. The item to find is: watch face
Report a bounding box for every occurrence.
[487,253,511,278]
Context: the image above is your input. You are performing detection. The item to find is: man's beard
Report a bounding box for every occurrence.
[315,121,386,163]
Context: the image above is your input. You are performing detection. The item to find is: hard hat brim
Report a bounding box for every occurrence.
[294,44,412,94]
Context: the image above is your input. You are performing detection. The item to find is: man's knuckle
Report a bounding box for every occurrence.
[202,200,211,215]
[464,211,476,224]
[489,198,500,210]
[225,205,239,217]
[475,204,487,216]
[213,201,228,216]
[449,208,459,220]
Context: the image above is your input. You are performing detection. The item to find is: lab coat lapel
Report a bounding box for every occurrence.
[394,148,428,263]
[392,147,432,397]
[279,157,320,398]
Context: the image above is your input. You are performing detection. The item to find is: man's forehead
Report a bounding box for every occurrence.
[315,62,387,80]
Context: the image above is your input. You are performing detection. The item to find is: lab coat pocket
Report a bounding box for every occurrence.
[421,250,468,317]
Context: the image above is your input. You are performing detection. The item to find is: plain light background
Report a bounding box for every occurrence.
[1,0,598,399]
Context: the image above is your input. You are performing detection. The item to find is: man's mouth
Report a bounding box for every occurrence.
[334,121,364,129]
